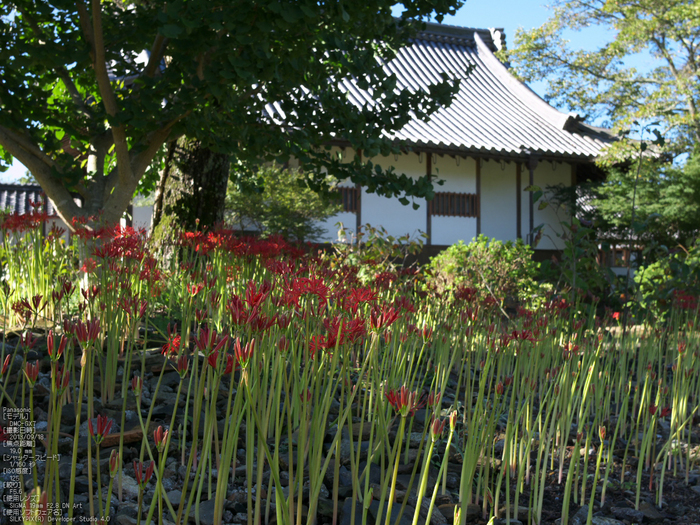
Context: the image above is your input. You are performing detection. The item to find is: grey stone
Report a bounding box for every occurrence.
[611,507,644,522]
[166,489,182,508]
[369,499,414,525]
[339,498,365,525]
[638,501,664,523]
[115,515,137,525]
[188,499,218,525]
[118,474,141,500]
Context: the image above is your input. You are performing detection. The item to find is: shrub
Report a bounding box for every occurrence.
[635,239,700,314]
[225,165,341,242]
[427,235,540,305]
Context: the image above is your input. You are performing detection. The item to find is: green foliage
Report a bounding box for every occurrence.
[225,166,340,243]
[332,223,426,284]
[0,0,464,226]
[541,218,614,301]
[427,235,540,305]
[635,239,700,310]
[505,0,700,160]
[590,154,700,248]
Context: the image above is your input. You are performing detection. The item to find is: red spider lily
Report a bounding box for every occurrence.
[18,331,38,350]
[449,410,458,431]
[207,350,220,370]
[109,450,119,479]
[195,327,229,355]
[46,330,68,361]
[195,308,209,323]
[495,381,505,396]
[369,305,400,332]
[649,404,658,416]
[393,295,415,313]
[344,287,378,311]
[660,406,672,418]
[427,391,441,409]
[24,360,40,387]
[276,313,292,329]
[74,318,101,345]
[234,338,255,369]
[278,336,290,353]
[132,376,143,401]
[88,415,114,445]
[300,388,312,403]
[133,460,154,489]
[187,283,204,297]
[309,334,336,358]
[29,294,46,314]
[284,277,329,307]
[53,365,70,394]
[599,425,606,441]
[226,295,249,326]
[2,354,11,375]
[324,315,366,346]
[430,416,447,441]
[385,385,424,417]
[162,323,181,356]
[154,425,169,454]
[80,258,98,274]
[119,295,148,319]
[224,354,235,375]
[245,280,273,309]
[374,271,397,290]
[23,486,48,525]
[174,355,189,378]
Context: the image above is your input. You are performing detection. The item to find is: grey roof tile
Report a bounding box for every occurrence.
[263,22,615,161]
[0,183,60,216]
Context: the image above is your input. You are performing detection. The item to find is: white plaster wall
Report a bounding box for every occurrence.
[480,160,517,242]
[520,161,572,251]
[432,155,477,193]
[432,216,477,245]
[133,206,153,232]
[317,212,356,243]
[430,155,478,245]
[362,152,427,240]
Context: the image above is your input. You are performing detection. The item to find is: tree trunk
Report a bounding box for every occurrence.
[151,138,229,236]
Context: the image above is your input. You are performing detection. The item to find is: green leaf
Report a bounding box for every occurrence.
[159,24,183,38]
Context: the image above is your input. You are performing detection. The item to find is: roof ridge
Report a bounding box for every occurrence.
[417,22,505,53]
[472,32,575,133]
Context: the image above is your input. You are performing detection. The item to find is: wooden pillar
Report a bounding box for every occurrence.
[476,157,481,235]
[356,150,362,235]
[516,162,522,240]
[426,152,432,246]
[527,156,539,246]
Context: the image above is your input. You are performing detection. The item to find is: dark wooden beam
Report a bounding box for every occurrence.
[516,162,522,240]
[476,157,481,235]
[426,152,432,246]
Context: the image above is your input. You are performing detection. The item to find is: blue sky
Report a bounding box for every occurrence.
[0,0,619,184]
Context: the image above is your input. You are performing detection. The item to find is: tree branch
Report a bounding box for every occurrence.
[144,34,168,78]
[15,6,91,118]
[89,0,132,186]
[0,126,82,222]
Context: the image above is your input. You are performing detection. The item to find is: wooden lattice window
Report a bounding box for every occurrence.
[428,192,477,217]
[337,186,359,213]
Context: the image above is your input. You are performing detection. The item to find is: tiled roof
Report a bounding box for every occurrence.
[265,22,615,162]
[0,183,60,216]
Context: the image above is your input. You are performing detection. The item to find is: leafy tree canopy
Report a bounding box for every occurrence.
[225,165,341,243]
[0,0,463,228]
[505,0,700,162]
